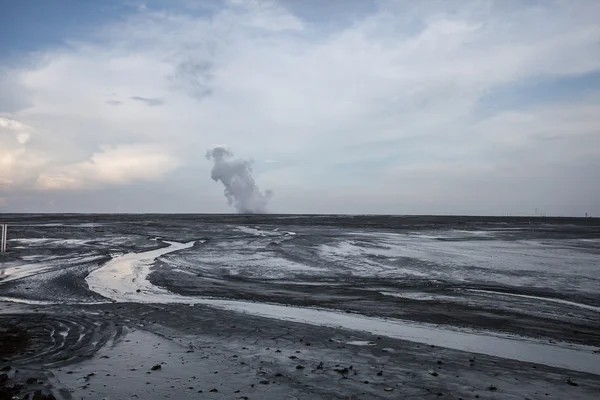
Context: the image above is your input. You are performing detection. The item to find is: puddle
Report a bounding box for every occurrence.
[86,241,196,303]
[346,340,376,346]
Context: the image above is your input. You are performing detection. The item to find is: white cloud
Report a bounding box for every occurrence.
[36,145,178,190]
[1,0,599,214]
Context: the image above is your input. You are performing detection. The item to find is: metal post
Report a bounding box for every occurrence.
[1,224,6,253]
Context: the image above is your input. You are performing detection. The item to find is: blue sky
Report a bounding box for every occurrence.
[1,0,599,215]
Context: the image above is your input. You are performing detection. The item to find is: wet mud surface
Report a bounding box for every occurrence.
[1,214,599,399]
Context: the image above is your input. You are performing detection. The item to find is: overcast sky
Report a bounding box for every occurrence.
[1,0,599,215]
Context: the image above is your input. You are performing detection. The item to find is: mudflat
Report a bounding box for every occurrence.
[1,214,599,399]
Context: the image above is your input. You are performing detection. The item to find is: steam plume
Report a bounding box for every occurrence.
[206,146,272,213]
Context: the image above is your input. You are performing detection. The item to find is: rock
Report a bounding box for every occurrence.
[377,371,383,376]
[151,364,162,371]
[296,365,305,370]
[437,361,443,365]
[384,387,393,392]
[289,356,297,360]
[488,386,497,391]
[429,371,439,377]
[334,367,349,374]
[259,380,269,385]
[567,378,578,387]
[26,377,37,384]
[209,388,218,392]
[363,380,369,384]
[316,362,323,370]
[275,373,283,377]
[136,289,141,293]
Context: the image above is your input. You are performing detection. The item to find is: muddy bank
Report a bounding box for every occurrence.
[2,302,599,400]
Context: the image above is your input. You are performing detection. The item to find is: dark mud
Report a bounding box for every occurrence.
[1,214,599,398]
[2,301,599,400]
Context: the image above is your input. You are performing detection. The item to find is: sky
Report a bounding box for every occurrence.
[0,0,599,216]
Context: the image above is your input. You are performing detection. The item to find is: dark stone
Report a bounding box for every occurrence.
[377,371,383,376]
[488,386,497,391]
[289,356,297,359]
[151,364,161,371]
[316,362,323,370]
[430,372,439,377]
[26,377,37,384]
[136,289,141,293]
[209,388,218,392]
[567,379,578,387]
[363,380,369,384]
[259,380,269,385]
[296,365,304,370]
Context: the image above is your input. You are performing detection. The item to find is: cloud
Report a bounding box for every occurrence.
[36,144,178,190]
[0,0,599,214]
[0,117,40,186]
[130,96,164,106]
